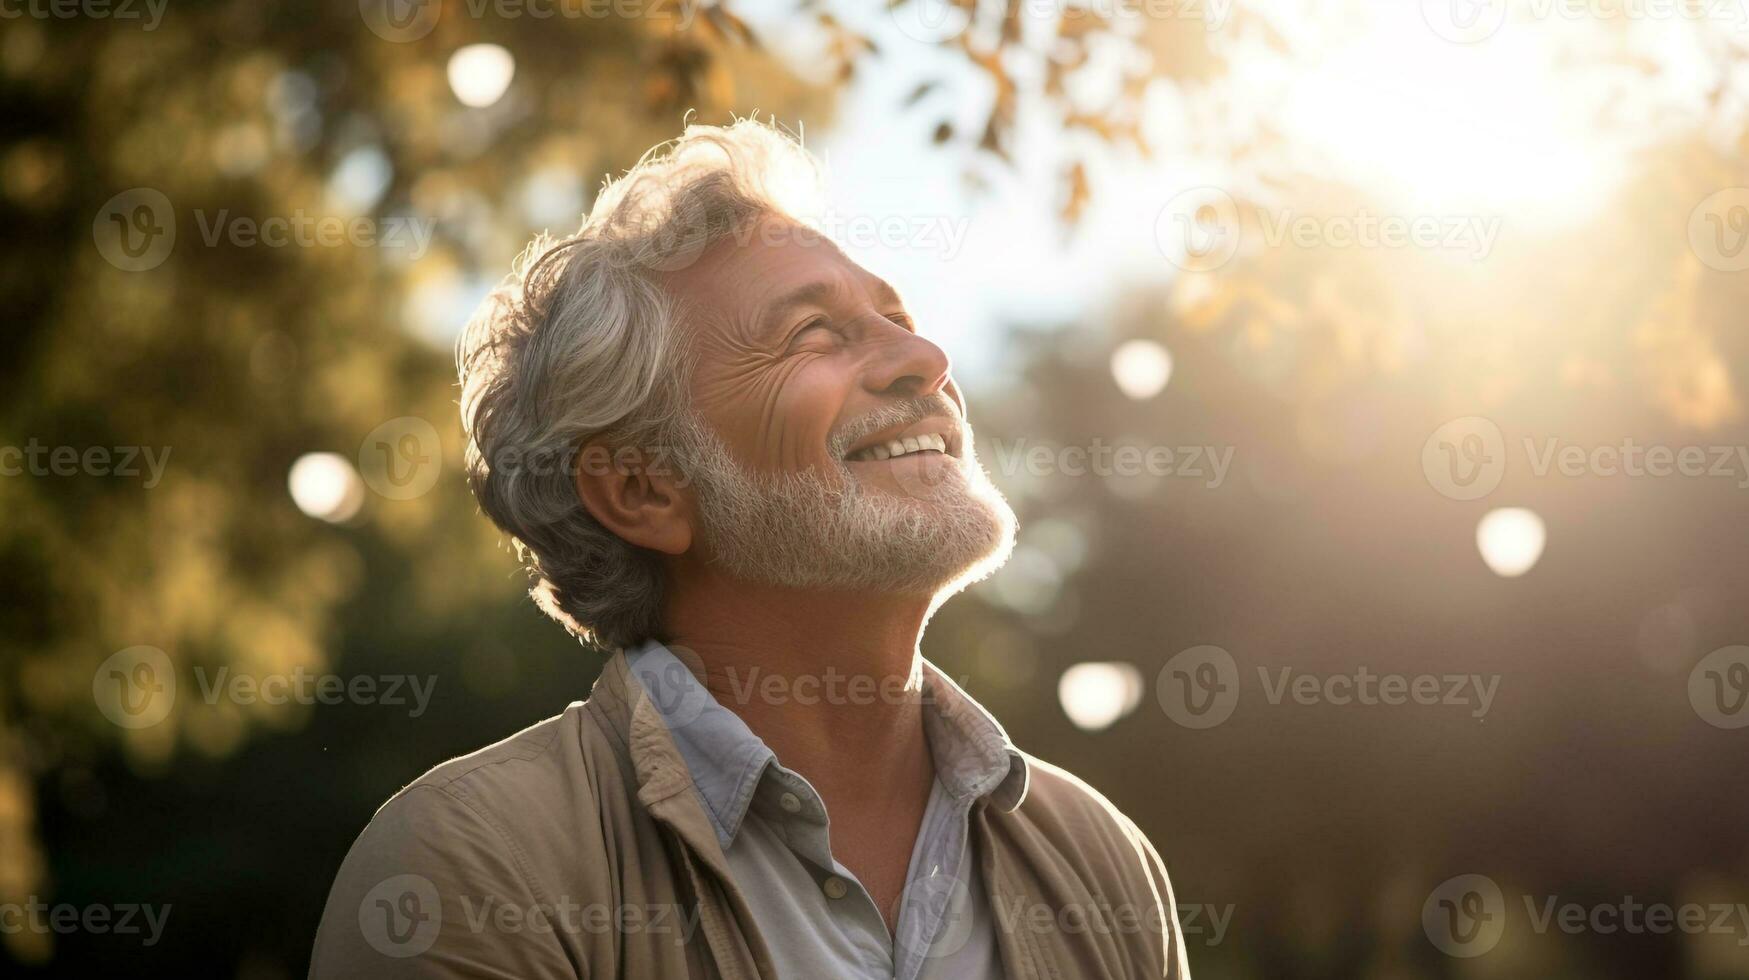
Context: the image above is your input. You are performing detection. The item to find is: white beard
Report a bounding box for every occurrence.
[673,405,1016,597]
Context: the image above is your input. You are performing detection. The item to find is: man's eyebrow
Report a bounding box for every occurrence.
[757,277,907,336]
[759,280,838,332]
[869,278,904,309]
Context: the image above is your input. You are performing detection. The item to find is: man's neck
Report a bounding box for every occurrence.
[662,569,948,929]
[663,572,936,787]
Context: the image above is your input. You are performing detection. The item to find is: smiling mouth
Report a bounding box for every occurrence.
[845,432,952,463]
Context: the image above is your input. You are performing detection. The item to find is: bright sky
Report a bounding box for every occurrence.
[772,0,1745,385]
[414,0,1746,386]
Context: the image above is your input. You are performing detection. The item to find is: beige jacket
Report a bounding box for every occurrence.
[310,653,1190,978]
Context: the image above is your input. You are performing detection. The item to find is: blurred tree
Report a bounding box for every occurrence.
[5,0,1749,976]
[0,2,827,969]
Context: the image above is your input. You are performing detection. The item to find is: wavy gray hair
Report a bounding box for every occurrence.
[457,119,821,650]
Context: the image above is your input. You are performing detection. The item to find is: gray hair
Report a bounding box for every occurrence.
[457,119,822,650]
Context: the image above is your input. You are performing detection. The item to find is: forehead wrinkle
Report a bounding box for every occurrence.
[755,266,866,336]
[688,304,777,369]
[864,274,904,310]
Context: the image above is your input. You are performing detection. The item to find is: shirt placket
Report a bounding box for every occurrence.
[893,781,973,980]
[759,765,896,977]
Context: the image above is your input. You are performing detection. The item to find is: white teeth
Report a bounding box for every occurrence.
[848,432,952,461]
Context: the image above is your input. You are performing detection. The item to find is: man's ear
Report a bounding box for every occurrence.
[573,441,693,556]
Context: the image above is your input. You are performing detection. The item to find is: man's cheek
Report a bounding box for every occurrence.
[695,362,828,469]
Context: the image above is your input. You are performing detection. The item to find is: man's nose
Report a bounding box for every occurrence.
[862,320,951,399]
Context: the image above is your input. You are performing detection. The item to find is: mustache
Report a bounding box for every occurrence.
[828,394,961,460]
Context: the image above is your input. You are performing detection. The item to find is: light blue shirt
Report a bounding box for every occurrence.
[626,641,1024,980]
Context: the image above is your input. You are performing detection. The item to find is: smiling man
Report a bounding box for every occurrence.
[310,120,1189,979]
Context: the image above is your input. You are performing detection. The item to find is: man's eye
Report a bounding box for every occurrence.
[785,317,836,353]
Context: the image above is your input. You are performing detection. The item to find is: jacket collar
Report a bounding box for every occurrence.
[590,642,1030,837]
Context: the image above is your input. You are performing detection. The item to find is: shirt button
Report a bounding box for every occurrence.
[822,876,849,900]
[779,792,802,814]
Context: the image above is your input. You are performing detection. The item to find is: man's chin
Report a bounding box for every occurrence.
[866,484,1018,598]
[931,518,1016,599]
[686,429,1017,596]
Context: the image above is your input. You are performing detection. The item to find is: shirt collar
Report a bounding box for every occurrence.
[625,642,774,849]
[624,641,1028,849]
[917,659,1029,811]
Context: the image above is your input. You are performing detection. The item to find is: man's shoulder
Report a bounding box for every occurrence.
[995,750,1170,894]
[392,706,578,804]
[372,699,628,834]
[1010,750,1150,838]
[989,754,1187,976]
[313,704,627,926]
[310,703,632,974]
